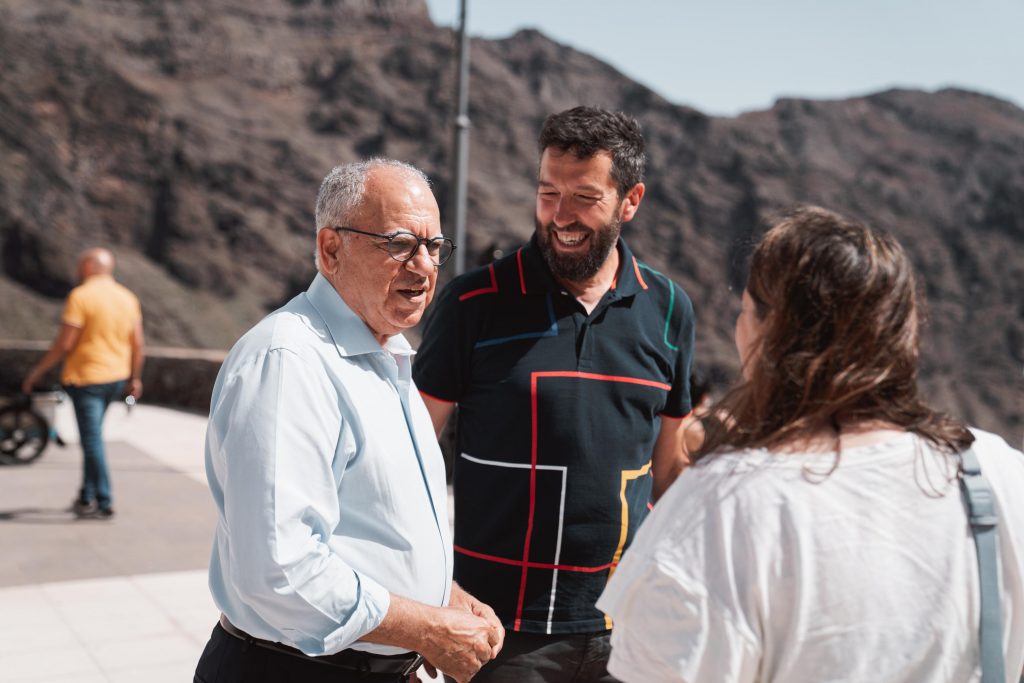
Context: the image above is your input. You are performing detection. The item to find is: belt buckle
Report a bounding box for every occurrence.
[400,654,424,676]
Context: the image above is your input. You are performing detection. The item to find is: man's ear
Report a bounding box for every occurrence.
[317,227,342,274]
[619,182,645,223]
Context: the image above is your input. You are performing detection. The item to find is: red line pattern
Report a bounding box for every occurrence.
[459,263,498,301]
[513,373,541,630]
[533,371,671,391]
[418,390,455,405]
[632,256,648,290]
[516,248,527,295]
[455,546,615,573]
[509,370,672,630]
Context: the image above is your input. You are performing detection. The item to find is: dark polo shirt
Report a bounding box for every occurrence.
[414,236,695,634]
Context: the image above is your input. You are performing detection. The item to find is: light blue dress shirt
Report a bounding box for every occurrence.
[205,273,453,656]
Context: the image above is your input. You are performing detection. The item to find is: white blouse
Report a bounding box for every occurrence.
[598,430,1024,683]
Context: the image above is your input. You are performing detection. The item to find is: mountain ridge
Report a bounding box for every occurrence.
[1,0,1021,438]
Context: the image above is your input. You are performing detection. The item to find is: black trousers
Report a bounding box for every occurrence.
[448,629,620,683]
[194,623,410,683]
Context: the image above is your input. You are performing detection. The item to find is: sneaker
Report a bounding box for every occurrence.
[95,507,114,520]
[71,499,97,517]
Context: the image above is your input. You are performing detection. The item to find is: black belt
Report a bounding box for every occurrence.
[218,614,424,676]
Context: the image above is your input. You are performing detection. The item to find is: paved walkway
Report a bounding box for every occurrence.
[0,399,444,682]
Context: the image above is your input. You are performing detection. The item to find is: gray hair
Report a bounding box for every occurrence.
[313,158,430,270]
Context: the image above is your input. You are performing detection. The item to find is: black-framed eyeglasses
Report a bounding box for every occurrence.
[332,227,456,267]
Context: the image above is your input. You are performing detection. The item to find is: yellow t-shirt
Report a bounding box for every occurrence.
[61,274,142,386]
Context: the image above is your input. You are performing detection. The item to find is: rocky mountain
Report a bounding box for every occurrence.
[1,0,1021,438]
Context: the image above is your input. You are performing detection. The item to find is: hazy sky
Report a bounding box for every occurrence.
[424,0,1024,117]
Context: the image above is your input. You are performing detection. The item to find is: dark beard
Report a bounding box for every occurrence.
[535,214,622,283]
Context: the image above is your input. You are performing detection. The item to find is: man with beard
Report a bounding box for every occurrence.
[414,106,696,682]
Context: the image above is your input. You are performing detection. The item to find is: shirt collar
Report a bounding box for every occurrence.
[305,273,414,358]
[520,234,648,298]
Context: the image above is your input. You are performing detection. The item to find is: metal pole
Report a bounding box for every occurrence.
[451,0,470,275]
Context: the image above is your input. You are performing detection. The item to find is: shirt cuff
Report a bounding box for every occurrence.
[321,570,392,655]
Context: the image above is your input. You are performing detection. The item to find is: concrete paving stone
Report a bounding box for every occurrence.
[17,676,109,683]
[64,612,180,646]
[131,569,219,643]
[131,569,210,603]
[89,631,201,672]
[43,586,158,621]
[1,646,99,681]
[106,661,200,683]
[172,610,220,646]
[2,441,216,587]
[0,585,59,627]
[41,585,177,647]
[0,617,80,657]
[0,587,68,662]
[54,401,210,485]
[41,575,150,603]
[0,403,217,682]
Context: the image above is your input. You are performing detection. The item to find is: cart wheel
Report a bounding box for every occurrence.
[0,404,50,464]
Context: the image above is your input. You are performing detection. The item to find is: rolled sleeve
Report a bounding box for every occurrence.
[210,346,390,654]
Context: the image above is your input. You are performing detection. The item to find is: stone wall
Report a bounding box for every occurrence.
[0,340,224,414]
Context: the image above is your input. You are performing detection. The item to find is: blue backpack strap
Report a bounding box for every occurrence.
[959,446,1007,683]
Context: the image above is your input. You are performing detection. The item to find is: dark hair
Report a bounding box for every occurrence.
[538,106,645,197]
[699,205,973,458]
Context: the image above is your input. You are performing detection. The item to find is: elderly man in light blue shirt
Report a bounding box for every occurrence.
[195,159,503,683]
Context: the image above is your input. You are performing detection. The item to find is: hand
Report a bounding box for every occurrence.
[450,585,504,658]
[21,371,38,396]
[418,606,495,683]
[127,378,143,399]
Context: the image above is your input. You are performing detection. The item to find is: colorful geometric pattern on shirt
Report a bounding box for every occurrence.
[455,370,668,633]
[413,236,696,634]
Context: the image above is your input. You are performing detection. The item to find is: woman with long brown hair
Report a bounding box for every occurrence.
[597,206,1024,682]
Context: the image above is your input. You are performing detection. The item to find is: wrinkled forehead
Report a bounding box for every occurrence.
[356,171,440,233]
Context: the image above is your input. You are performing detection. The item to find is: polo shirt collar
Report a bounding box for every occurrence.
[521,234,647,298]
[305,273,414,358]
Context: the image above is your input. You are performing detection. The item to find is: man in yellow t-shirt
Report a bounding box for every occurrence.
[23,248,145,519]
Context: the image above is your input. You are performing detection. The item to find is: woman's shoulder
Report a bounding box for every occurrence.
[970,427,1023,455]
[660,437,917,530]
[969,428,1024,488]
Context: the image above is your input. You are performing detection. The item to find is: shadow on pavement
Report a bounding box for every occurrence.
[0,506,83,524]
